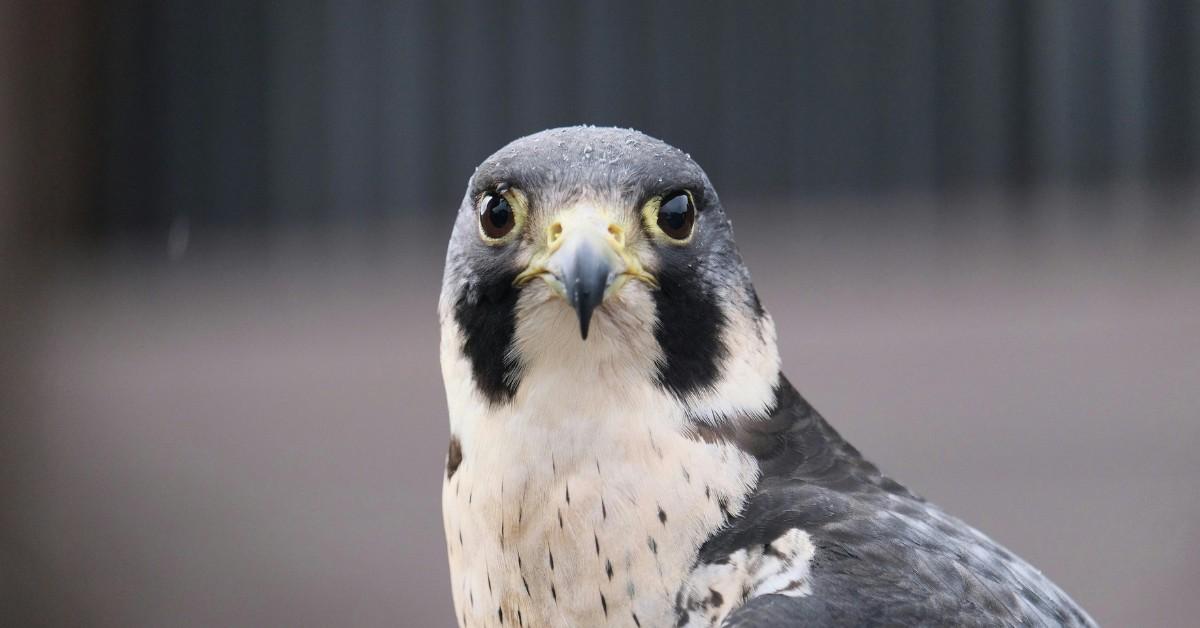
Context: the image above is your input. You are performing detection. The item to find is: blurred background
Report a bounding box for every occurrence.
[2,1,1199,626]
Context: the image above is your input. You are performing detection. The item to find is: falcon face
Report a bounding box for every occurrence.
[440,126,774,416]
[438,127,1095,628]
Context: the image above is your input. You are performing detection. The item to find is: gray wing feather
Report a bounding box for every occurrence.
[685,377,1097,627]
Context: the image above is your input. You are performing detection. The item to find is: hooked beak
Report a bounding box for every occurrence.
[514,209,656,340]
[553,233,610,339]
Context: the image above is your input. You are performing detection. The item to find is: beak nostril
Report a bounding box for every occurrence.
[548,222,564,246]
[607,224,625,247]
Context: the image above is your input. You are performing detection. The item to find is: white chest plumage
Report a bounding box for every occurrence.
[442,349,758,627]
[439,278,784,627]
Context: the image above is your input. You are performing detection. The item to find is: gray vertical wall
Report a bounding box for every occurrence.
[94,0,1200,233]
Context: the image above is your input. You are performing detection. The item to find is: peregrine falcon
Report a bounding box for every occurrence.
[438,126,1096,627]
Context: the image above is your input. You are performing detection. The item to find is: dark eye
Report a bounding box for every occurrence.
[656,192,695,240]
[478,193,515,239]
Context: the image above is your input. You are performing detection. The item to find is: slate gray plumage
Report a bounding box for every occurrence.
[691,380,1095,627]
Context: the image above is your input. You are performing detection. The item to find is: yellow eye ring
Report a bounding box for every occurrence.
[641,190,696,244]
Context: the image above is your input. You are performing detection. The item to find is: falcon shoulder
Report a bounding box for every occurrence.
[678,378,1097,627]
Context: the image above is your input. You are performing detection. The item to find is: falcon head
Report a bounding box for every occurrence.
[439,127,779,421]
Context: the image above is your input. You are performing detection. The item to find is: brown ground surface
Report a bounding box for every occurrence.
[5,189,1199,626]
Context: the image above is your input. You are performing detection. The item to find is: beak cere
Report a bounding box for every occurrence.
[554,236,612,340]
[508,207,657,341]
[512,206,657,341]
